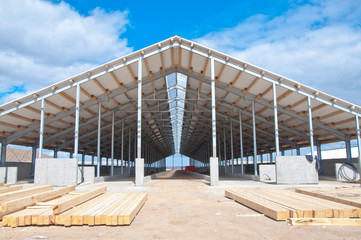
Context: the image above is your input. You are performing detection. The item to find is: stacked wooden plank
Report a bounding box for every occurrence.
[225,188,361,221]
[1,185,147,227]
[0,185,76,220]
[296,187,361,208]
[0,185,23,194]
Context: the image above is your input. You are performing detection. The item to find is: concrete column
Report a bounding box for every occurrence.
[252,101,258,176]
[296,146,301,156]
[269,152,272,163]
[69,151,73,158]
[355,115,361,178]
[345,137,352,164]
[97,102,102,178]
[91,155,94,166]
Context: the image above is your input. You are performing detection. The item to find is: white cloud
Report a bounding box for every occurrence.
[194,0,361,105]
[0,0,132,104]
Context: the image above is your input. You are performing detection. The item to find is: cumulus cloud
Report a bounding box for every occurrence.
[0,0,132,104]
[194,0,361,105]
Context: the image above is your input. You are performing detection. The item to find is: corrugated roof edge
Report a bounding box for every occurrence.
[1,35,360,116]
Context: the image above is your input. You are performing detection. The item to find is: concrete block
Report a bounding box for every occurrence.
[83,166,95,183]
[0,167,18,184]
[335,163,360,182]
[0,167,5,183]
[35,158,79,186]
[6,167,18,184]
[259,165,276,182]
[210,157,219,186]
[135,158,144,187]
[276,156,318,184]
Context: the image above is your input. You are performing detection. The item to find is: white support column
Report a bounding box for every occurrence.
[210,57,219,186]
[74,83,80,159]
[39,97,45,158]
[252,101,258,176]
[307,96,315,161]
[121,121,124,175]
[96,102,102,178]
[230,120,234,174]
[136,57,144,187]
[217,130,221,166]
[355,115,361,177]
[110,111,115,176]
[239,113,244,174]
[223,127,227,173]
[272,82,280,156]
[128,127,131,175]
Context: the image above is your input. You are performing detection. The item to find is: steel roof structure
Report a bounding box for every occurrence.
[0,36,361,185]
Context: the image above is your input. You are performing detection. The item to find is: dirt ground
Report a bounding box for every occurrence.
[1,170,361,240]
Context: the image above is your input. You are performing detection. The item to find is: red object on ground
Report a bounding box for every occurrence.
[185,166,195,171]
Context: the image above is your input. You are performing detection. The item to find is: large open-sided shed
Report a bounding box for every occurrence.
[0,35,360,186]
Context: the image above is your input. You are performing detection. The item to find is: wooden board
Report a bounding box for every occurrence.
[0,185,53,202]
[0,186,23,194]
[225,189,290,220]
[289,218,361,226]
[53,186,106,214]
[296,187,361,208]
[2,192,148,227]
[1,186,74,214]
[225,188,361,221]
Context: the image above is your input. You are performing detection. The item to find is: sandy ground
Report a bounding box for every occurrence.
[1,170,361,240]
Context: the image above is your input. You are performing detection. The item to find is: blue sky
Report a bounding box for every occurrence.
[1,0,361,164]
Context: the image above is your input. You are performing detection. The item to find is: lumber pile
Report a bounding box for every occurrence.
[296,187,361,208]
[1,185,147,227]
[225,188,361,221]
[0,185,23,194]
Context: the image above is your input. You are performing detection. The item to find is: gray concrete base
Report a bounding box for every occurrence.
[135,158,144,187]
[79,166,95,184]
[0,167,18,184]
[210,157,219,186]
[259,165,276,182]
[276,156,318,184]
[35,158,79,186]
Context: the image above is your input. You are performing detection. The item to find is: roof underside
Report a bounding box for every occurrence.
[0,36,360,163]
